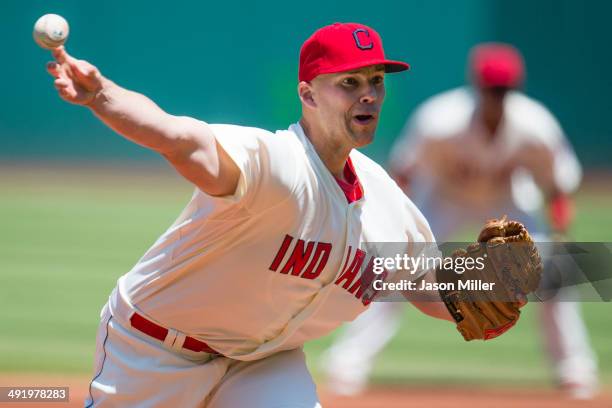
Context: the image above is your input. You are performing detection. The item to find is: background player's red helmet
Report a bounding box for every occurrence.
[470,43,525,88]
[299,22,409,82]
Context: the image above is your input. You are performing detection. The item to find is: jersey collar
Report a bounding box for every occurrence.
[334,157,364,204]
[290,122,365,204]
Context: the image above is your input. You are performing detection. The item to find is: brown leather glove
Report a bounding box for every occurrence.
[437,217,543,341]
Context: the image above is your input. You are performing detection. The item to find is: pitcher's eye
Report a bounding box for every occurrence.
[342,77,358,87]
[372,75,384,85]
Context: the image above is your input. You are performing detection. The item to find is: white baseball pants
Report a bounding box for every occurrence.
[85,302,322,407]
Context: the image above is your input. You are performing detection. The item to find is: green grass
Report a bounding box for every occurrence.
[1,167,610,389]
[305,302,612,387]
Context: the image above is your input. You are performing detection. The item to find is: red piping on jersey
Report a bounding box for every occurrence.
[334,157,364,203]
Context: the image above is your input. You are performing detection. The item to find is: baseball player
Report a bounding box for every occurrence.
[45,23,538,407]
[323,43,598,399]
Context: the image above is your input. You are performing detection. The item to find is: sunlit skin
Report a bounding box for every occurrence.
[475,85,509,137]
[298,65,386,180]
[475,84,562,203]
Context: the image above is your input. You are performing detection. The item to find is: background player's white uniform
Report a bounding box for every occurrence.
[323,87,598,397]
[86,122,436,407]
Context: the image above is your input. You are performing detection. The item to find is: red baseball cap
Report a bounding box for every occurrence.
[470,43,525,88]
[299,22,410,82]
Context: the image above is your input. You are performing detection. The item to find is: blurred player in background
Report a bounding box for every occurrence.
[322,43,599,399]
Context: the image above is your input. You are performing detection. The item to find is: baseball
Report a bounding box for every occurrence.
[33,14,69,49]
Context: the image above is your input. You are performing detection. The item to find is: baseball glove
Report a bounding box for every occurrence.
[437,217,543,341]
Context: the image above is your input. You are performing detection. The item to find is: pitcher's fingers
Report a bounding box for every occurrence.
[54,80,71,99]
[50,47,77,82]
[57,86,70,99]
[68,58,99,83]
[56,82,77,100]
[80,60,99,79]
[67,58,85,79]
[54,78,69,90]
[46,61,61,78]
[48,61,71,83]
[52,46,68,64]
[55,47,82,73]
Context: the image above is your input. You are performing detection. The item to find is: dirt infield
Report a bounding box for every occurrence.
[0,374,610,407]
[320,386,612,408]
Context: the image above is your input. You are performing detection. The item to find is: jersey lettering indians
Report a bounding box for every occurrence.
[268,234,388,306]
[114,123,433,360]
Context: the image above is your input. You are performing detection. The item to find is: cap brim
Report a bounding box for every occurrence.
[314,59,410,78]
[383,60,410,73]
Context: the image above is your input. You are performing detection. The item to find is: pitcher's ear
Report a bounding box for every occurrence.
[298,81,316,108]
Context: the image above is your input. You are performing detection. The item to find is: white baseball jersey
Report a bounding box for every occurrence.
[112,122,433,361]
[389,87,582,214]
